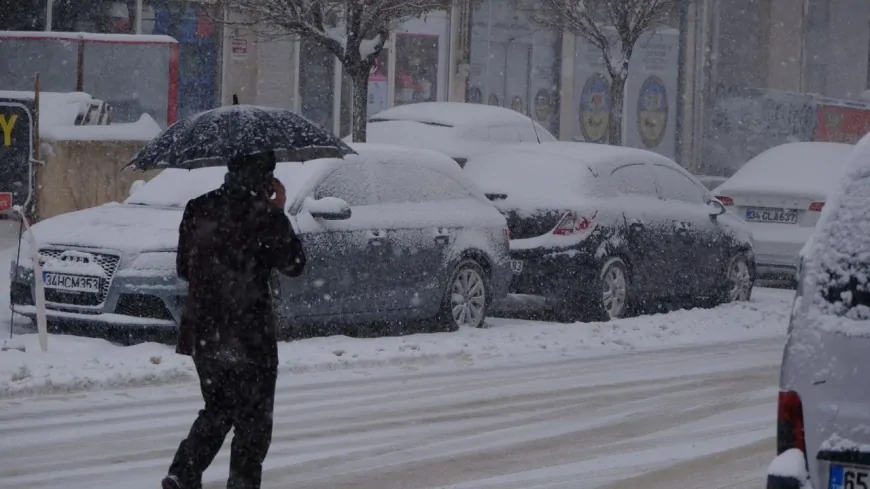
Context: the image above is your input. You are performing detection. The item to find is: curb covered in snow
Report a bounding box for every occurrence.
[0,288,795,398]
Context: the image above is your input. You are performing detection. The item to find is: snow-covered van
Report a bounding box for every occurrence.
[767,134,870,489]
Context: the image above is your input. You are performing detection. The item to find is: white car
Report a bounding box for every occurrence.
[713,142,854,281]
[345,102,557,165]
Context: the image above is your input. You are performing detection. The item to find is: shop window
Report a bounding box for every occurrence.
[0,0,46,30]
[299,39,335,132]
[367,49,389,118]
[144,1,220,119]
[52,0,136,33]
[394,33,439,106]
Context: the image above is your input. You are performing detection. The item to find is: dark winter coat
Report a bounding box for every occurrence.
[175,182,306,366]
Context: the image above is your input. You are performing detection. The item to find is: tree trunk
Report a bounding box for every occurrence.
[608,72,627,146]
[351,71,369,142]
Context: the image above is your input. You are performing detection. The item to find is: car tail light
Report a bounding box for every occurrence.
[715,195,734,206]
[553,211,598,236]
[808,201,825,212]
[777,390,807,455]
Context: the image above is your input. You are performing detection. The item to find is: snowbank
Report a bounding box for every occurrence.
[0,288,794,398]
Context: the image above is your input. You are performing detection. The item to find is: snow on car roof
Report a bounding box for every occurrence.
[715,142,855,199]
[126,144,485,208]
[345,121,476,159]
[370,102,540,128]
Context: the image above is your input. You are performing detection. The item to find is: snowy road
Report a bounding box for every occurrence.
[0,337,781,489]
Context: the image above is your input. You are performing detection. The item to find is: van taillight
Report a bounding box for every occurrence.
[777,390,807,455]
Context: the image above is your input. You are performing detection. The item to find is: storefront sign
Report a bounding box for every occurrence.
[815,104,870,143]
[0,98,34,211]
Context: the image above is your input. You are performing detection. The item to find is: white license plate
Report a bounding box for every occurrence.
[829,464,870,489]
[511,260,524,274]
[745,207,798,224]
[42,272,101,294]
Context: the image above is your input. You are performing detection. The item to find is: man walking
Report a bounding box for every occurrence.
[162,150,306,489]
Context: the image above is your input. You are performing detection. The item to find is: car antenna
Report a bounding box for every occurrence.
[529,114,541,144]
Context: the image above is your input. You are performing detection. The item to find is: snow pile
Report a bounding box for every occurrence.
[0,90,162,141]
[41,113,161,142]
[768,448,810,483]
[0,288,793,397]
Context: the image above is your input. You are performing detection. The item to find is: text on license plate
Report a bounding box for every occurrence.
[511,260,524,274]
[42,272,101,293]
[745,208,798,224]
[829,464,870,489]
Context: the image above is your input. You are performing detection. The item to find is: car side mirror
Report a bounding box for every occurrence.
[707,199,727,217]
[303,196,352,220]
[129,179,146,198]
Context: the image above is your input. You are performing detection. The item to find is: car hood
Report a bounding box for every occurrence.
[30,203,182,253]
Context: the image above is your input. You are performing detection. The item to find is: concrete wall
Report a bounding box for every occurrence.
[36,140,161,221]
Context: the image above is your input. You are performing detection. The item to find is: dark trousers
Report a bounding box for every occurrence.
[169,357,278,489]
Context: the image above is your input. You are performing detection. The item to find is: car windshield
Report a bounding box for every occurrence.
[368,118,453,128]
[126,163,323,208]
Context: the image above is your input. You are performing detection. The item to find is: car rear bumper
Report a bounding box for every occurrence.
[508,246,598,300]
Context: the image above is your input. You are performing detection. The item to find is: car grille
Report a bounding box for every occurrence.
[115,294,175,321]
[39,248,121,306]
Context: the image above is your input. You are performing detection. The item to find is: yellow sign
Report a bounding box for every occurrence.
[0,114,17,147]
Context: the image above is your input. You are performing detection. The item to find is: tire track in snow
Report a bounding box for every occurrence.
[0,338,783,489]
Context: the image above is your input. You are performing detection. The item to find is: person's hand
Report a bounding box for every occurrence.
[268,178,286,210]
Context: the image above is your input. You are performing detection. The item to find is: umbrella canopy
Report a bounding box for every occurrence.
[125,105,356,170]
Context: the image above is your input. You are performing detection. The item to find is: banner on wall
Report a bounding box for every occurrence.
[573,28,680,159]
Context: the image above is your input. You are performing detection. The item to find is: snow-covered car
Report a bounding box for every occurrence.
[766,136,870,489]
[463,142,755,320]
[713,142,854,281]
[9,144,512,338]
[344,102,557,165]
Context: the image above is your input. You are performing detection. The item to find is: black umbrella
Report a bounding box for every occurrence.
[125,105,356,170]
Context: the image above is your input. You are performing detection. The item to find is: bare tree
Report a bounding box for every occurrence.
[521,0,679,145]
[219,0,446,141]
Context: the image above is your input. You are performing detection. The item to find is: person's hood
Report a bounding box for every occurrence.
[27,203,183,254]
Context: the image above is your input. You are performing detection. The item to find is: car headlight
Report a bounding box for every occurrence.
[128,252,177,272]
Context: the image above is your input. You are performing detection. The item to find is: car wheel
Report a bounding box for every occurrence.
[598,258,630,320]
[723,253,753,302]
[438,259,488,330]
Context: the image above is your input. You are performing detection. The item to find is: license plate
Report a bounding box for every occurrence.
[510,260,524,274]
[745,207,798,224]
[42,272,101,294]
[829,464,870,489]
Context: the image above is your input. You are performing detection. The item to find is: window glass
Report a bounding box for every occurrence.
[373,162,470,204]
[653,165,707,204]
[611,164,658,197]
[394,32,439,106]
[52,0,135,33]
[299,39,335,132]
[313,163,374,206]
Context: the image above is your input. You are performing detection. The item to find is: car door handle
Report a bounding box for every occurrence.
[434,228,450,245]
[367,230,386,246]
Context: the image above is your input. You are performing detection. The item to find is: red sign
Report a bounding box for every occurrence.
[231,37,248,60]
[815,105,870,143]
[0,192,12,213]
